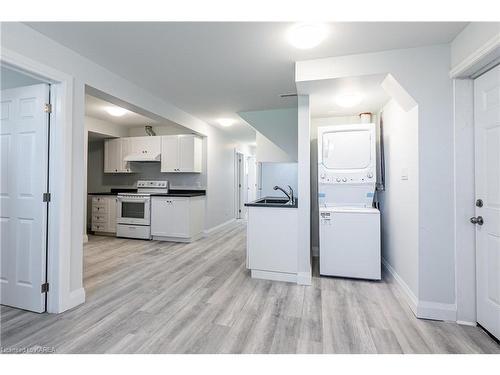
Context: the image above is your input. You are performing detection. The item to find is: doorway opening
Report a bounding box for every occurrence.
[1,64,52,313]
[235,151,245,219]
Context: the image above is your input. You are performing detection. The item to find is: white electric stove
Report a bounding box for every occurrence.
[116,180,169,240]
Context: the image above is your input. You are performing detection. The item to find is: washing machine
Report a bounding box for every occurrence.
[319,206,381,280]
[317,123,381,279]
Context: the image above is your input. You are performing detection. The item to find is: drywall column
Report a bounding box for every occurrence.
[297,95,312,285]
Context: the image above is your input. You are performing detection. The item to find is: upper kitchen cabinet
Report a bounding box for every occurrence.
[161,135,202,173]
[104,138,134,173]
[125,136,161,161]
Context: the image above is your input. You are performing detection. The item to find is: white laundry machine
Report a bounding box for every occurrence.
[319,207,381,280]
[317,123,381,280]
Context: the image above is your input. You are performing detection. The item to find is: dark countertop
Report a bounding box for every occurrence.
[151,190,206,197]
[89,189,206,197]
[245,196,298,208]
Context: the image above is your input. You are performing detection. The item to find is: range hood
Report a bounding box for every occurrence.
[124,153,161,162]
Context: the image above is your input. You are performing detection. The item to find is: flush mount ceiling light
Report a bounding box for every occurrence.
[287,23,329,49]
[106,106,128,117]
[335,92,364,108]
[217,118,236,127]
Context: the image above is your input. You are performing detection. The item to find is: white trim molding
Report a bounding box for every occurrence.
[383,258,457,321]
[1,47,83,314]
[203,218,237,236]
[450,32,500,78]
[417,301,457,322]
[296,271,312,286]
[382,258,418,315]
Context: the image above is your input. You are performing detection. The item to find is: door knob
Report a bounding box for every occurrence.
[470,216,484,225]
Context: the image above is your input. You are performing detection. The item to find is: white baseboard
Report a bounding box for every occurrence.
[417,300,457,322]
[457,320,477,327]
[203,218,236,235]
[49,287,85,314]
[83,234,89,243]
[382,258,418,316]
[251,269,297,283]
[297,271,312,285]
[382,258,457,322]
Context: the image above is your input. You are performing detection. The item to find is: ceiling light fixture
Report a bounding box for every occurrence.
[217,118,236,127]
[335,92,364,108]
[106,106,128,117]
[287,23,329,50]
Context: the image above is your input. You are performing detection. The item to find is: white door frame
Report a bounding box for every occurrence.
[1,48,84,313]
[451,41,500,326]
[234,150,245,219]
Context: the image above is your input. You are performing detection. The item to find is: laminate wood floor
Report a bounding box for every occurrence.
[1,221,499,354]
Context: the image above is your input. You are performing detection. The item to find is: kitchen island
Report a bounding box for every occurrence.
[245,197,299,283]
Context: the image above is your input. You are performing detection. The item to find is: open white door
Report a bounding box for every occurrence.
[1,83,50,313]
[474,64,500,340]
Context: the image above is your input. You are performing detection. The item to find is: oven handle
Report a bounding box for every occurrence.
[117,197,151,203]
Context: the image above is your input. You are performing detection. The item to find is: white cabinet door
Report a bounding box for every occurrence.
[105,138,133,173]
[169,198,190,237]
[161,135,202,173]
[179,135,202,172]
[160,136,179,172]
[474,64,500,340]
[151,197,190,237]
[104,138,120,173]
[0,83,50,313]
[142,136,160,156]
[119,138,132,173]
[130,136,160,157]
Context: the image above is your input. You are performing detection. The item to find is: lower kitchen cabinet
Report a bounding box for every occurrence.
[91,195,117,234]
[151,196,205,242]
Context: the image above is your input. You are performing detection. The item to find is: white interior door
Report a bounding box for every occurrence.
[474,64,500,340]
[1,83,50,313]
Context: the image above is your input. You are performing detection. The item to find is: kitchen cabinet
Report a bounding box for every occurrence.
[151,196,205,242]
[104,138,133,173]
[91,195,117,234]
[246,205,298,283]
[129,136,161,158]
[161,135,202,173]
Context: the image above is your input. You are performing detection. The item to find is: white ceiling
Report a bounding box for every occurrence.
[28,22,467,142]
[85,94,188,132]
[304,74,390,118]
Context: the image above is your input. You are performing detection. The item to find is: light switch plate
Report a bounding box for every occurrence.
[401,168,409,180]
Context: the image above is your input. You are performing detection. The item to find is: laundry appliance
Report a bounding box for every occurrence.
[317,123,381,280]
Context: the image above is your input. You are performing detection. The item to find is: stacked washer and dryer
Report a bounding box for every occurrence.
[317,123,381,280]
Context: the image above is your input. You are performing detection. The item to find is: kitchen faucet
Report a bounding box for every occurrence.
[273,185,294,203]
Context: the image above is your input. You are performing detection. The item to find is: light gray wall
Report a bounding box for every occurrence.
[297,44,456,315]
[1,22,239,308]
[378,100,419,298]
[0,65,43,89]
[259,162,298,198]
[239,108,298,161]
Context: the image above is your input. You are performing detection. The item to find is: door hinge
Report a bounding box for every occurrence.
[44,103,52,113]
[43,192,51,202]
[41,283,49,293]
